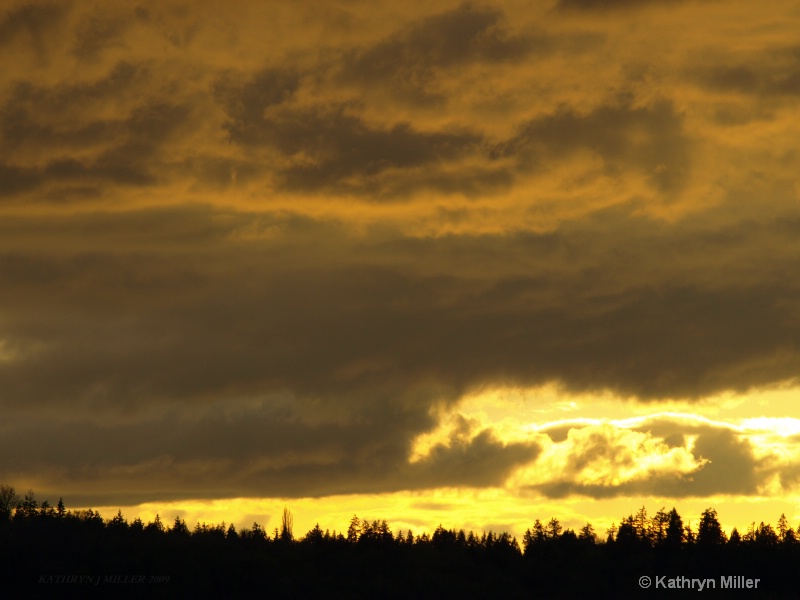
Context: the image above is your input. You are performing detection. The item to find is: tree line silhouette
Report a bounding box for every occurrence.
[1,484,797,598]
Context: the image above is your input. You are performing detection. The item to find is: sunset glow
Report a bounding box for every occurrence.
[2,0,800,540]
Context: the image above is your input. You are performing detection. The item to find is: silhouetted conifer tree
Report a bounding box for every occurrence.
[755,522,778,545]
[109,509,127,531]
[729,528,741,545]
[633,506,649,542]
[615,517,638,546]
[578,522,596,544]
[605,522,617,543]
[546,517,562,540]
[684,522,695,544]
[251,521,266,540]
[305,523,324,544]
[647,508,666,546]
[777,513,789,542]
[697,508,726,545]
[665,508,684,549]
[0,485,19,520]
[171,515,190,536]
[346,514,360,543]
[15,489,37,519]
[145,514,164,533]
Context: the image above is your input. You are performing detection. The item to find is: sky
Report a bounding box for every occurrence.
[2,0,800,539]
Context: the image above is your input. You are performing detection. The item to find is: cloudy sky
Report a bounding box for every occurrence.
[2,0,800,537]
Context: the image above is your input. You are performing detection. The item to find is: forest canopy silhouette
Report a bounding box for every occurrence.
[1,484,797,598]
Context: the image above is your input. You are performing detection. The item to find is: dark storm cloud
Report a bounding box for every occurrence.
[0,400,539,505]
[0,201,797,499]
[501,100,690,192]
[217,73,687,197]
[689,53,800,97]
[0,66,192,197]
[213,67,300,144]
[273,112,486,196]
[338,3,541,105]
[354,209,800,398]
[0,164,38,196]
[209,4,559,198]
[1,62,145,151]
[216,85,489,196]
[4,1,679,203]
[3,202,800,418]
[0,153,158,200]
[0,1,71,51]
[72,12,128,61]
